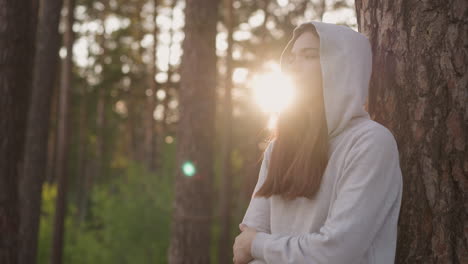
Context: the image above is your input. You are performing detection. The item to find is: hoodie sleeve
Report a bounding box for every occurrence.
[240,141,275,235]
[250,127,403,264]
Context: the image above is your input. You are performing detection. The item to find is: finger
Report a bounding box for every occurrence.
[239,223,246,231]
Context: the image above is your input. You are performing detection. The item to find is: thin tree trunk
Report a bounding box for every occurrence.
[50,0,75,262]
[162,0,177,136]
[355,0,467,263]
[168,0,219,263]
[317,0,326,21]
[0,0,38,263]
[76,93,89,226]
[96,86,106,179]
[46,75,60,184]
[19,0,63,263]
[94,2,110,182]
[145,0,159,171]
[241,129,264,204]
[218,0,234,263]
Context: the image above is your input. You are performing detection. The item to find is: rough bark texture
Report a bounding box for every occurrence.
[19,0,63,263]
[355,0,467,263]
[0,0,38,263]
[168,0,219,263]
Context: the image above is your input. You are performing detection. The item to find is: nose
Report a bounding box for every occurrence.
[284,60,303,81]
[284,54,304,75]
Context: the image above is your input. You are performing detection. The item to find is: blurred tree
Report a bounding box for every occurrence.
[20,0,64,263]
[0,0,38,263]
[143,0,160,171]
[50,0,75,263]
[168,0,220,262]
[355,0,467,263]
[162,0,178,137]
[218,0,235,262]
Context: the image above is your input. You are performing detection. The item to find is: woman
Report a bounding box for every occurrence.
[232,21,403,264]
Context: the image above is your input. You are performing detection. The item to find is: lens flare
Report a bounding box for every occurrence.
[267,113,278,130]
[182,161,196,177]
[251,67,295,114]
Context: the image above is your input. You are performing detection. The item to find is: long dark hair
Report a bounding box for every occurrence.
[254,23,329,201]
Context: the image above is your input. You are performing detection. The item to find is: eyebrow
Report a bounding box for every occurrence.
[290,47,319,54]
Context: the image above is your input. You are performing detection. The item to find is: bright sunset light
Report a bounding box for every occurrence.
[251,63,296,114]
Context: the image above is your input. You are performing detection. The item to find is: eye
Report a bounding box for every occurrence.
[304,54,317,59]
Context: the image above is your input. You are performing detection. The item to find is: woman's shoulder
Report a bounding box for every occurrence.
[344,118,400,158]
[351,118,395,138]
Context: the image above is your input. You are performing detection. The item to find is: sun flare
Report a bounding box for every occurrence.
[251,64,295,114]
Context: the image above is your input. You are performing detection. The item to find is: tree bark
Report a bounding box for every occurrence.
[0,0,38,263]
[46,76,60,184]
[50,0,75,263]
[355,0,467,263]
[75,93,89,226]
[218,0,234,263]
[168,0,219,263]
[19,0,63,263]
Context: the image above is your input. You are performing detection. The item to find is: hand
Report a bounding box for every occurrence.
[233,224,257,264]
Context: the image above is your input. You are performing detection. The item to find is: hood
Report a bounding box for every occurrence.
[304,21,372,139]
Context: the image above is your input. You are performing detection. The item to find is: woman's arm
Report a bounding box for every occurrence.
[250,127,403,264]
[240,140,275,235]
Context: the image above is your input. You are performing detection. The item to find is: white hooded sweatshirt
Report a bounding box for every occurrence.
[241,21,403,264]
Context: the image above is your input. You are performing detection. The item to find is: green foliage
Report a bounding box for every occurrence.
[37,183,56,264]
[38,159,174,264]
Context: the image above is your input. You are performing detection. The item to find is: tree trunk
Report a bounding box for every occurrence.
[355,0,467,263]
[218,0,234,263]
[168,0,219,263]
[0,0,38,264]
[76,93,89,226]
[0,0,38,262]
[162,0,178,137]
[19,0,63,263]
[145,0,159,171]
[46,75,60,184]
[96,86,106,179]
[50,0,75,263]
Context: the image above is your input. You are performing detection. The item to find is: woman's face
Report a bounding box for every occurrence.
[284,31,323,108]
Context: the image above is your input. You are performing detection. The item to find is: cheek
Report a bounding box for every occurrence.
[293,61,323,97]
[304,62,322,85]
[305,62,323,98]
[295,61,321,78]
[307,61,322,77]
